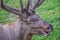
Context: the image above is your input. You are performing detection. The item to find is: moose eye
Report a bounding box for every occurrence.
[30,18,39,22]
[27,18,38,24]
[29,20,35,23]
[27,15,39,24]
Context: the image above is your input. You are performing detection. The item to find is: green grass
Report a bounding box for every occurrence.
[0,0,60,40]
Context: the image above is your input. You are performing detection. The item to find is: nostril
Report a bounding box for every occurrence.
[47,27,50,29]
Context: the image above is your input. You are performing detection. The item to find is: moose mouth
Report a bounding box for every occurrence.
[40,31,49,37]
[43,32,50,37]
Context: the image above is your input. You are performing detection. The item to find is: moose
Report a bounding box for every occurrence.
[0,0,53,40]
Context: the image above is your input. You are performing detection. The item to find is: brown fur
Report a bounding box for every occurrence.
[0,0,53,40]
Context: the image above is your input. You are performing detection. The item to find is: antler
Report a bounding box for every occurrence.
[19,0,24,13]
[19,0,27,18]
[29,0,44,12]
[0,0,20,15]
[25,0,31,11]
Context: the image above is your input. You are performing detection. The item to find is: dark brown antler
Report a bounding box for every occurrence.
[19,0,24,13]
[0,0,20,15]
[33,0,44,10]
[25,0,31,11]
[29,0,44,12]
[19,0,28,18]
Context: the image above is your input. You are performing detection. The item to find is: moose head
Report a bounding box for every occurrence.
[0,0,53,40]
[21,0,53,36]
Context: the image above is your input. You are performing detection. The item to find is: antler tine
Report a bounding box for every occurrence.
[19,0,24,13]
[0,0,2,7]
[0,0,20,15]
[25,0,30,11]
[28,0,35,14]
[34,0,44,10]
[29,0,44,12]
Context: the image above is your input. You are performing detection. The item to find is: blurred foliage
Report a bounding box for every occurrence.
[0,0,60,40]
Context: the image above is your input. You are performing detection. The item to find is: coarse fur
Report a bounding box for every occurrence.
[0,0,53,40]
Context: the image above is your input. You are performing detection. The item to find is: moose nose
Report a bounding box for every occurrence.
[49,24,53,31]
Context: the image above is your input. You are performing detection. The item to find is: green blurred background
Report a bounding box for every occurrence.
[0,0,60,40]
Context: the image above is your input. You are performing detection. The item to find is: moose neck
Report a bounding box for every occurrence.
[15,18,32,40]
[1,18,30,40]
